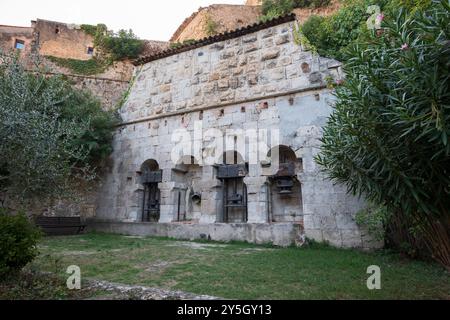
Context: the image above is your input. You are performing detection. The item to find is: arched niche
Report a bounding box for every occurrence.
[267,146,303,223]
[171,155,202,222]
[140,159,160,173]
[216,151,248,223]
[137,159,162,222]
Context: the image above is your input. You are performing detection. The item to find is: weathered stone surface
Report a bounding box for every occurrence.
[244,44,258,53]
[275,34,290,45]
[87,279,220,300]
[301,62,311,73]
[242,35,257,43]
[309,72,323,84]
[261,49,280,61]
[247,74,258,85]
[218,79,229,90]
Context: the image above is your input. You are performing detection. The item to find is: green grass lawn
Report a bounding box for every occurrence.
[31,233,450,300]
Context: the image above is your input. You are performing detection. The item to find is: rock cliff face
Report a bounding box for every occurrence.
[171,5,262,43]
[171,1,341,43]
[245,0,262,5]
[293,0,341,23]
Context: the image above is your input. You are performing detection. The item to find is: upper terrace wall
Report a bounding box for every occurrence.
[0,25,35,56]
[36,19,95,60]
[123,20,342,124]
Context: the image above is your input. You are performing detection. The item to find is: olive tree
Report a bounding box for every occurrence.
[0,52,117,203]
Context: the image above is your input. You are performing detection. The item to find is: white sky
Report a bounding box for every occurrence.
[0,0,245,41]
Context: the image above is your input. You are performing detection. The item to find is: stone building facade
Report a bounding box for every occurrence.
[35,18,96,60]
[0,24,36,56]
[91,14,379,249]
[0,19,168,110]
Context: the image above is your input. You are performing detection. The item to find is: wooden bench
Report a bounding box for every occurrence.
[35,216,86,236]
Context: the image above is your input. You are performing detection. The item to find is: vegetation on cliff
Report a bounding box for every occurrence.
[301,0,432,60]
[46,24,145,75]
[45,56,110,76]
[81,24,145,61]
[260,0,332,22]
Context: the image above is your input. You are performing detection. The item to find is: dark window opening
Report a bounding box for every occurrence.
[55,27,60,34]
[14,39,25,50]
[87,47,94,55]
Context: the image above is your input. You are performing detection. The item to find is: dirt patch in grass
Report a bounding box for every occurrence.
[166,241,230,250]
[238,248,276,254]
[61,250,97,256]
[138,260,173,273]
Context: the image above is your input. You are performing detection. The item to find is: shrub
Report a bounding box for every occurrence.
[355,203,390,241]
[170,39,197,50]
[0,210,42,277]
[260,0,331,22]
[81,24,145,61]
[0,52,117,200]
[302,0,385,60]
[60,90,118,167]
[302,0,433,61]
[204,14,219,36]
[102,29,145,61]
[316,1,450,269]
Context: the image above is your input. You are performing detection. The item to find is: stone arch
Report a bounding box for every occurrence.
[267,145,303,223]
[171,155,203,222]
[267,145,303,173]
[140,159,160,172]
[137,159,162,222]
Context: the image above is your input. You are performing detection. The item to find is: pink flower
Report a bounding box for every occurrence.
[376,13,385,23]
[401,43,410,51]
[335,79,344,86]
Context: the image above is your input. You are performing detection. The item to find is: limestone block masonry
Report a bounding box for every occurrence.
[92,18,382,250]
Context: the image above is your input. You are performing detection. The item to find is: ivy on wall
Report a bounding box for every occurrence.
[46,23,145,75]
[81,24,145,61]
[45,56,110,76]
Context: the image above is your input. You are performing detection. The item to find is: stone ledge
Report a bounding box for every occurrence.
[87,219,304,247]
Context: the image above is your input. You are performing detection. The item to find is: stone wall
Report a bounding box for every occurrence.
[124,21,341,122]
[89,220,304,247]
[36,19,95,60]
[42,58,134,110]
[95,19,381,249]
[0,25,36,56]
[68,75,130,111]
